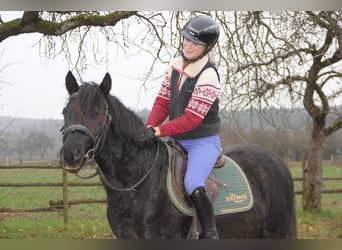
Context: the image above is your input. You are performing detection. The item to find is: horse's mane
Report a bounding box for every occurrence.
[107,94,147,141]
[77,82,147,141]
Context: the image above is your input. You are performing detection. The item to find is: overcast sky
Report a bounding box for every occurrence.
[0,11,162,120]
[1,11,341,121]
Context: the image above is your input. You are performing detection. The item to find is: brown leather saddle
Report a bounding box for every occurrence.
[166,138,228,207]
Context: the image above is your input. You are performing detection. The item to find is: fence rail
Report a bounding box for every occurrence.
[0,165,60,169]
[294,189,342,195]
[0,162,341,224]
[0,182,101,187]
[0,162,102,223]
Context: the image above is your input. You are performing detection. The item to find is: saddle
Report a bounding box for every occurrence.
[166,138,227,207]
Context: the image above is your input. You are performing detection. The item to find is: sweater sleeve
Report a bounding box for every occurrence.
[146,69,171,127]
[158,109,203,137]
[146,96,169,127]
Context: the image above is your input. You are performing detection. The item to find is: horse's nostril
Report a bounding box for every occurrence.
[72,147,82,161]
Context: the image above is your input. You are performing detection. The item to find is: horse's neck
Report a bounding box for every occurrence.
[99,99,161,184]
[98,136,159,185]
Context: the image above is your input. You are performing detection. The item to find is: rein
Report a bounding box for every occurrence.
[75,140,160,191]
[95,141,160,192]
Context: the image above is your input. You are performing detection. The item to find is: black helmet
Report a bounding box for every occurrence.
[181,15,219,48]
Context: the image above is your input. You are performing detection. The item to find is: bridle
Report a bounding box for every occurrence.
[60,94,160,192]
[61,96,112,173]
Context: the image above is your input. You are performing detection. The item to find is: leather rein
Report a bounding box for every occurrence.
[94,141,160,192]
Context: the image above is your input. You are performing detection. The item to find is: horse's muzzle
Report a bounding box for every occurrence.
[59,145,86,173]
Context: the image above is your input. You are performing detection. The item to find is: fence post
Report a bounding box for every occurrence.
[331,154,337,166]
[301,153,307,206]
[62,169,69,224]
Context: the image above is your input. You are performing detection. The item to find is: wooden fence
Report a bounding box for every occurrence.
[0,162,105,224]
[0,161,341,224]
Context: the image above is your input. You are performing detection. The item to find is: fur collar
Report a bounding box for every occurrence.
[171,55,209,78]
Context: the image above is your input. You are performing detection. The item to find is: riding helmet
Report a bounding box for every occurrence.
[181,15,219,48]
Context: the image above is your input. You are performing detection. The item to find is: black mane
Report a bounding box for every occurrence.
[107,94,147,141]
[77,82,147,141]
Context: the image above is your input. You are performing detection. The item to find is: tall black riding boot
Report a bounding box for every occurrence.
[190,187,219,239]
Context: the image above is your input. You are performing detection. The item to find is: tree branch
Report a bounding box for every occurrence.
[325,119,342,136]
[0,11,138,42]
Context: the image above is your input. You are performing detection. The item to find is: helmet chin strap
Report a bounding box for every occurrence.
[181,46,211,64]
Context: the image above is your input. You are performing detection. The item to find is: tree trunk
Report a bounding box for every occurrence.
[303,119,325,212]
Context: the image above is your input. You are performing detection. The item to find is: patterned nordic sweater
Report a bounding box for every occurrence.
[146,54,221,137]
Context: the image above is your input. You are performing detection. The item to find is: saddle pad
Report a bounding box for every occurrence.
[167,155,254,216]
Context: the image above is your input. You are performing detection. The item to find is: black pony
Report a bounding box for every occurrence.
[61,72,297,239]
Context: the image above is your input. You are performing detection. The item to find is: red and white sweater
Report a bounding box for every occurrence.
[147,55,221,137]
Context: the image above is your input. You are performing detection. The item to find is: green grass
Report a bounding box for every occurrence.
[290,165,342,239]
[0,206,112,239]
[0,168,112,239]
[0,164,341,239]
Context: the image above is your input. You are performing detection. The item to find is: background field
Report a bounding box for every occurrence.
[0,162,341,239]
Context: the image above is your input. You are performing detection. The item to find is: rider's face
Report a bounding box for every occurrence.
[182,38,206,60]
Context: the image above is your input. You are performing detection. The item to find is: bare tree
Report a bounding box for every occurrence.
[0,11,341,212]
[0,11,183,80]
[23,131,54,159]
[219,11,342,212]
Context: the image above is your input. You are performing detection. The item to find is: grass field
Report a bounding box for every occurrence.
[289,162,342,239]
[0,163,341,239]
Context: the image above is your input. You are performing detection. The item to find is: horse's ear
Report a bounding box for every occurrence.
[100,73,112,95]
[66,71,79,95]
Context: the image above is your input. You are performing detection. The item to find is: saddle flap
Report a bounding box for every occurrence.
[167,151,254,217]
[167,139,219,206]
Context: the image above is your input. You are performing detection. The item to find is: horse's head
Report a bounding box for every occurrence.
[61,71,112,173]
